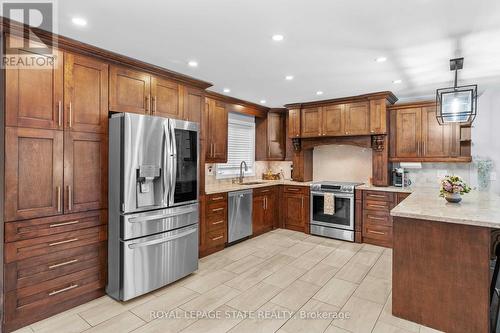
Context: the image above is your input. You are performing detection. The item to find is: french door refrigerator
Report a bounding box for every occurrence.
[107,113,199,301]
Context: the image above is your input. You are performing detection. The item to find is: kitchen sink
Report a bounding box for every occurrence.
[238,181,265,185]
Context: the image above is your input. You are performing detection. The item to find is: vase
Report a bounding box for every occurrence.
[445,192,462,203]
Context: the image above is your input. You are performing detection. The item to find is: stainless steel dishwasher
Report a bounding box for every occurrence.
[228,189,253,243]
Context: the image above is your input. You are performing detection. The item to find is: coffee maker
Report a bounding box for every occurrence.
[392,168,411,187]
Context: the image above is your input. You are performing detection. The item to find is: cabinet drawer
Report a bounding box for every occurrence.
[363,222,392,242]
[206,193,227,204]
[253,186,276,195]
[283,185,309,195]
[206,216,226,232]
[5,226,107,263]
[4,266,104,324]
[206,229,226,248]
[364,211,392,227]
[206,201,227,217]
[364,199,391,212]
[5,242,106,292]
[5,210,107,242]
[363,191,394,203]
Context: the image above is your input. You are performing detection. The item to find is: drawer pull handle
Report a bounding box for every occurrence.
[368,204,386,209]
[49,220,79,228]
[212,208,224,212]
[212,236,223,241]
[288,188,299,191]
[49,238,79,247]
[368,230,385,235]
[211,196,224,201]
[49,259,79,269]
[212,220,224,225]
[49,284,79,296]
[368,194,387,199]
[369,216,386,221]
[260,190,270,193]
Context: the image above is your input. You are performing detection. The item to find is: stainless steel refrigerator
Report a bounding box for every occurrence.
[107,113,199,301]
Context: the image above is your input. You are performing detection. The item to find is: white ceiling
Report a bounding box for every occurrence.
[57,0,500,107]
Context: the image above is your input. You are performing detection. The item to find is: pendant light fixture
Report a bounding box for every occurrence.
[436,57,477,124]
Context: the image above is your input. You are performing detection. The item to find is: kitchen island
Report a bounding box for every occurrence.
[391,189,500,333]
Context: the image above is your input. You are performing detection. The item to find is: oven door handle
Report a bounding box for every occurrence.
[310,191,353,199]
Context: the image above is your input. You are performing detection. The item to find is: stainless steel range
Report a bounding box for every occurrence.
[310,181,363,242]
[107,113,199,301]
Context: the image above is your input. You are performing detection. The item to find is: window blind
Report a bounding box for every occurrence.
[216,112,255,178]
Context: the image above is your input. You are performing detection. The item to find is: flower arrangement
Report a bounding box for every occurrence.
[439,175,471,203]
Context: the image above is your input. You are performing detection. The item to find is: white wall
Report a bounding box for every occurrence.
[313,145,372,183]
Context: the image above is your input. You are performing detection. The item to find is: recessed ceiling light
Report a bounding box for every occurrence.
[223,88,230,93]
[393,79,402,84]
[285,75,294,80]
[375,56,387,63]
[71,17,87,27]
[316,91,324,95]
[260,100,267,104]
[187,60,198,68]
[272,34,284,41]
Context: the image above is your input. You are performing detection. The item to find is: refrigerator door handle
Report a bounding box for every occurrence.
[169,121,178,206]
[127,226,197,249]
[128,206,198,223]
[162,121,170,206]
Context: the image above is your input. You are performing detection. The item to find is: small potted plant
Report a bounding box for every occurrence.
[439,175,471,203]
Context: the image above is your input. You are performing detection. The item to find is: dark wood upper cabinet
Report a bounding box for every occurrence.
[205,98,228,163]
[64,53,108,133]
[322,104,344,136]
[64,132,107,213]
[390,103,467,162]
[256,111,285,161]
[151,76,181,119]
[369,99,387,134]
[301,107,321,137]
[5,127,64,221]
[109,66,151,114]
[344,101,370,135]
[183,86,204,123]
[6,38,63,130]
[392,107,422,158]
[288,108,301,138]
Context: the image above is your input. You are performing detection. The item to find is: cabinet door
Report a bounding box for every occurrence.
[322,104,344,136]
[252,194,266,236]
[265,190,277,232]
[283,193,306,232]
[151,76,181,119]
[206,99,228,163]
[5,39,63,130]
[301,107,321,137]
[183,86,204,123]
[64,132,107,213]
[344,102,370,135]
[394,108,421,158]
[267,112,285,160]
[64,53,108,133]
[288,109,301,138]
[5,128,63,221]
[369,99,387,134]
[421,106,456,158]
[109,66,151,114]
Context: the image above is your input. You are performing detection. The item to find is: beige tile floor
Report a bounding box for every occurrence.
[15,229,444,333]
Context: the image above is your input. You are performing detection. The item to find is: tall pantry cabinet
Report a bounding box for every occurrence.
[3,37,108,331]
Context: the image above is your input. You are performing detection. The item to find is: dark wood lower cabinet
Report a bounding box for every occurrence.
[252,187,277,236]
[282,186,309,233]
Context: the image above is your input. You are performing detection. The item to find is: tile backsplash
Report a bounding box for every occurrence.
[396,162,475,189]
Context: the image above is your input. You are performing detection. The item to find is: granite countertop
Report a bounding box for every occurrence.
[356,184,413,193]
[205,179,312,195]
[391,188,500,228]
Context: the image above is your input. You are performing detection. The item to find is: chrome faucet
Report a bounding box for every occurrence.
[239,161,248,184]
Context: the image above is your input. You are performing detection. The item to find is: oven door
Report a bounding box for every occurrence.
[310,191,354,231]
